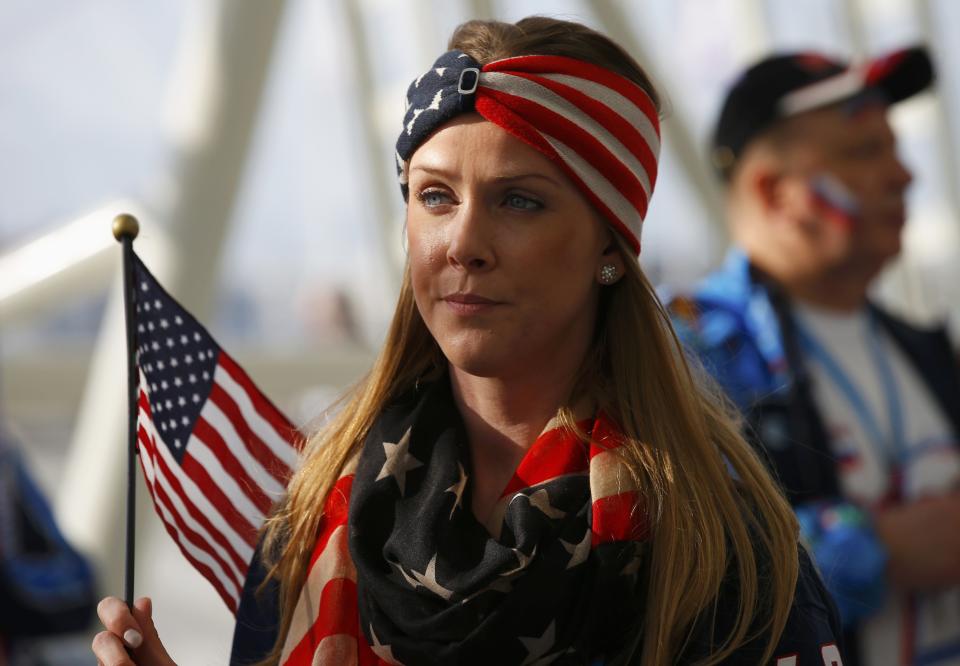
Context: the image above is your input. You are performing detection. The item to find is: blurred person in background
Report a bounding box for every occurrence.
[92,16,844,666]
[0,426,97,662]
[670,48,960,665]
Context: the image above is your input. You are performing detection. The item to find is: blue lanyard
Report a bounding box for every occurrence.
[795,311,907,466]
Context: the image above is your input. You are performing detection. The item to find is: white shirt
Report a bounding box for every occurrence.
[795,303,960,666]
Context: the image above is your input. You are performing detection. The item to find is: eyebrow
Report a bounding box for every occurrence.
[408,165,563,188]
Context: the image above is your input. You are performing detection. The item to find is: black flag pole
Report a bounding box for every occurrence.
[112,213,140,608]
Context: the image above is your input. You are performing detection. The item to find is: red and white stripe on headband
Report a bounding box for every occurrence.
[476,55,660,254]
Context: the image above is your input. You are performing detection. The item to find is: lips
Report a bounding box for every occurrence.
[442,292,501,314]
[444,292,498,305]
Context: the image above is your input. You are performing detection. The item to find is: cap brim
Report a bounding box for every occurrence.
[867,46,934,104]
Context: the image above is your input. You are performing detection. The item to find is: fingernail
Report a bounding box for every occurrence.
[124,629,143,648]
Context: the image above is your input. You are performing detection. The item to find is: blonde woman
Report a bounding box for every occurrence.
[93,16,843,666]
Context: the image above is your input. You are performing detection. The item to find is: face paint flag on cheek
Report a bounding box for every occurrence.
[809,173,861,229]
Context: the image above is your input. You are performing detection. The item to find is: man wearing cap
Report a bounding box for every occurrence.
[669,48,960,665]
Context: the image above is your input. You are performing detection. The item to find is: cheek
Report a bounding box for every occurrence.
[406,218,448,304]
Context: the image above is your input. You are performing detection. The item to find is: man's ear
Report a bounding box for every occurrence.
[749,160,814,225]
[749,164,786,215]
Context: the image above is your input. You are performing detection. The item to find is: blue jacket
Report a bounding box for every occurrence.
[668,250,960,665]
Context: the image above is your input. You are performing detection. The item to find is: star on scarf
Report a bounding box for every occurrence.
[561,529,591,569]
[376,426,422,495]
[445,462,467,519]
[500,545,537,577]
[368,624,400,665]
[519,620,557,665]
[524,488,565,519]
[409,554,453,600]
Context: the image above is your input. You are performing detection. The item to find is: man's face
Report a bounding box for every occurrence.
[777,101,913,274]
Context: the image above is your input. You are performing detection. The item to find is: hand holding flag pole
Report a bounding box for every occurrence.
[112,213,141,609]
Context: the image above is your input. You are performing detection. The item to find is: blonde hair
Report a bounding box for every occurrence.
[260,17,799,665]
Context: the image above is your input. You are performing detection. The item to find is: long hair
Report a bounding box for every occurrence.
[260,16,798,665]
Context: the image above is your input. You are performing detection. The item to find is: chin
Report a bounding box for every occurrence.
[438,338,521,379]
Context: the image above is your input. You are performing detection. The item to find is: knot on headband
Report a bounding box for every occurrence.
[395,50,661,255]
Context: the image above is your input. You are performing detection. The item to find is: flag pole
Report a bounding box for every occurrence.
[112,213,140,608]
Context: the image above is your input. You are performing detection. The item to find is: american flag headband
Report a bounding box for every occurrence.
[395,50,661,255]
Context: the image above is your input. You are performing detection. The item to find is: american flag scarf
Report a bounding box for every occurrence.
[395,50,661,255]
[280,378,649,665]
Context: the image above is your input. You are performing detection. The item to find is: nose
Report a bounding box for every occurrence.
[446,201,496,272]
[890,153,913,193]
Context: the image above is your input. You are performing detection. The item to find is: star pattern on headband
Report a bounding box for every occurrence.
[405,89,444,135]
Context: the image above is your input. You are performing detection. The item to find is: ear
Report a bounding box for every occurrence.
[751,164,818,231]
[596,234,627,285]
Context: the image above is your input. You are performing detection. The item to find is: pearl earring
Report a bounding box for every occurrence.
[599,264,618,284]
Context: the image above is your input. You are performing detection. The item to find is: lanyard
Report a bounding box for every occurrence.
[795,311,907,466]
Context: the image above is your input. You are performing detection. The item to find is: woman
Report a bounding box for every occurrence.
[93,16,843,665]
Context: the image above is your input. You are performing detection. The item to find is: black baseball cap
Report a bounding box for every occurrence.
[711,47,934,180]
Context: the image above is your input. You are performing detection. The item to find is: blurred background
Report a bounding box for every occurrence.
[1,0,958,663]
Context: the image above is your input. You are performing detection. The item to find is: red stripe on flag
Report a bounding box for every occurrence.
[138,422,250,576]
[500,425,590,498]
[217,353,300,447]
[151,494,239,614]
[136,413,240,610]
[282,577,359,666]
[151,470,244,591]
[193,415,273,514]
[591,491,648,547]
[208,382,292,484]
[180,451,259,548]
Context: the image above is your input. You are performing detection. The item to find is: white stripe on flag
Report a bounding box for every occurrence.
[481,71,653,199]
[149,475,242,605]
[149,451,247,585]
[140,411,255,565]
[541,134,643,239]
[137,410,243,600]
[538,73,660,158]
[186,433,265,533]
[201,398,286,500]
[215,363,300,471]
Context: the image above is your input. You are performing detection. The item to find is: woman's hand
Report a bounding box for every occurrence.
[92,596,177,666]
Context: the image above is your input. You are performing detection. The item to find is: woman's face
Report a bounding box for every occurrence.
[406,114,623,382]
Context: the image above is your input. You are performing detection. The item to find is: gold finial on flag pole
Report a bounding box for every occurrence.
[112,213,140,242]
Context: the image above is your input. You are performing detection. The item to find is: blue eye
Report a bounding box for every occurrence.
[504,193,543,211]
[417,189,452,208]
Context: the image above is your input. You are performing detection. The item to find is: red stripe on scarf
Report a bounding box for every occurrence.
[500,420,592,497]
[592,491,649,546]
[309,474,354,569]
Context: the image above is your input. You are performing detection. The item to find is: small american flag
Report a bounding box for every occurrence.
[132,254,303,613]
